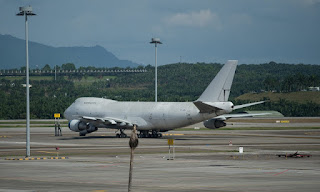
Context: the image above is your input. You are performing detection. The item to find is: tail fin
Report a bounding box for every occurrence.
[196,60,238,102]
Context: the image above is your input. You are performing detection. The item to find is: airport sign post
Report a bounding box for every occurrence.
[54,113,61,136]
[54,113,60,118]
[16,6,36,157]
[167,139,175,160]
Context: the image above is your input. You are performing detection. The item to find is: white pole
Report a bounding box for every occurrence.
[155,43,157,102]
[173,144,175,160]
[25,13,30,157]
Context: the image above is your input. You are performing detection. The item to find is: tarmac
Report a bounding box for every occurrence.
[0,118,320,191]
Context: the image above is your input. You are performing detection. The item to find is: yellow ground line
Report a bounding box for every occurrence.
[37,151,59,154]
[162,134,184,136]
[91,190,108,192]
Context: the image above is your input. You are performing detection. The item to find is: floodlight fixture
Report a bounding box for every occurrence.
[16,6,36,16]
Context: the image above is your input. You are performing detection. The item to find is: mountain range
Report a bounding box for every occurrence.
[0,34,139,69]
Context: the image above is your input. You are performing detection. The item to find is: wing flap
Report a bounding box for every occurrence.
[81,116,134,128]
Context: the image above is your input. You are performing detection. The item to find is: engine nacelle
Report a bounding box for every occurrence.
[203,119,226,129]
[86,125,98,133]
[68,119,89,132]
[79,125,98,136]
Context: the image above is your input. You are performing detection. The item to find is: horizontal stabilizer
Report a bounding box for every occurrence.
[193,101,222,113]
[193,101,233,114]
[233,101,265,110]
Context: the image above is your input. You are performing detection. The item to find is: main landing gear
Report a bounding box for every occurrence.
[138,130,162,138]
[116,129,127,138]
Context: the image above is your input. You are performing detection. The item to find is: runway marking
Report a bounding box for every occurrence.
[274,169,289,176]
[99,164,118,168]
[37,150,59,154]
[178,133,320,139]
[0,135,11,138]
[5,157,68,160]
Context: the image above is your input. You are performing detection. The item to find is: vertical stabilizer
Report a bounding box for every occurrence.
[196,60,238,102]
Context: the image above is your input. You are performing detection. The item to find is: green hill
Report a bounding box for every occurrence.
[236,92,320,104]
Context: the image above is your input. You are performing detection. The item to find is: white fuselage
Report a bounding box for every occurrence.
[64,97,228,131]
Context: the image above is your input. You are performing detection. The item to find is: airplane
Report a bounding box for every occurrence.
[277,151,312,158]
[64,60,265,138]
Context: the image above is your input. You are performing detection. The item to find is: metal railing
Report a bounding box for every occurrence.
[0,69,147,76]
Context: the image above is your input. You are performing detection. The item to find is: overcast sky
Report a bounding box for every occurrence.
[1,0,319,65]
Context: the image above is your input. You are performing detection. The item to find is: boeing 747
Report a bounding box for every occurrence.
[64,60,264,138]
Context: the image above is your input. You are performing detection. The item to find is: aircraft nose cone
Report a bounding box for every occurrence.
[64,106,71,120]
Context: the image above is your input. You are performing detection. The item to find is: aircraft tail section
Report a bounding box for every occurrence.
[196,60,238,102]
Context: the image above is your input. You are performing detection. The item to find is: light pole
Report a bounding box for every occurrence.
[17,6,36,157]
[150,38,162,102]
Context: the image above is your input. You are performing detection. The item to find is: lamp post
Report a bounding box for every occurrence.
[17,6,36,157]
[150,38,162,102]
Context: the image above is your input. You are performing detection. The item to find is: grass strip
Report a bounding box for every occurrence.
[177,127,320,131]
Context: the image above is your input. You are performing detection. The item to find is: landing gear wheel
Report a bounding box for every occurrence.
[79,132,86,136]
[115,129,127,138]
[151,130,159,138]
[138,130,161,138]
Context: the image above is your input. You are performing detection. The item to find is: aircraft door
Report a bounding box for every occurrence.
[186,106,193,124]
[152,104,169,128]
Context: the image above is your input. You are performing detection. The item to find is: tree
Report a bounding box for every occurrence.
[61,63,76,71]
[42,64,51,71]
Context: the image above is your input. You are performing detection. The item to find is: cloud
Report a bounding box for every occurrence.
[165,9,220,28]
[303,0,320,5]
[298,0,320,7]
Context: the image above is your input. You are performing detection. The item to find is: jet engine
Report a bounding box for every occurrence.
[79,125,98,136]
[68,119,89,132]
[203,119,226,129]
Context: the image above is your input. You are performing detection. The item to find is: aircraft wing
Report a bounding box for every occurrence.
[214,112,271,121]
[81,116,134,128]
